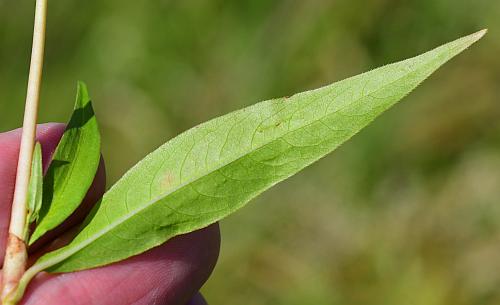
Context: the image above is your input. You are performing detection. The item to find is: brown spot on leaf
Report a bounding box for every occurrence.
[161,173,175,189]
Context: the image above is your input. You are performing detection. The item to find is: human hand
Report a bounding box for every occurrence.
[0,123,220,305]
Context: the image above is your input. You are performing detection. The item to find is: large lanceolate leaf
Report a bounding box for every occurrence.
[25,30,484,277]
[29,82,101,244]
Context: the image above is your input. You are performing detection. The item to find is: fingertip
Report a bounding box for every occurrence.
[0,123,66,261]
[23,224,221,305]
[1,123,106,258]
[154,223,220,305]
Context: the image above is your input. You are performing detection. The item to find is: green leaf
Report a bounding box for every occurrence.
[29,82,101,244]
[24,142,43,239]
[26,30,485,276]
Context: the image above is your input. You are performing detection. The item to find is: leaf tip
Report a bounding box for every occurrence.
[471,28,488,42]
[76,80,88,90]
[440,29,487,62]
[75,81,91,109]
[34,141,42,153]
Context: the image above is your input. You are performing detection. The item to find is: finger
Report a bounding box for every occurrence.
[21,223,220,305]
[2,124,221,305]
[185,292,209,305]
[0,123,66,261]
[0,123,106,258]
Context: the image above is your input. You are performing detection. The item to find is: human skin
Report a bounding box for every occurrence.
[0,123,220,305]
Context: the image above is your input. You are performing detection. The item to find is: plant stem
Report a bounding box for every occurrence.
[2,0,48,302]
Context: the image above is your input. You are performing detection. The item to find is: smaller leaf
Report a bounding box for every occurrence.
[24,142,43,239]
[29,82,101,244]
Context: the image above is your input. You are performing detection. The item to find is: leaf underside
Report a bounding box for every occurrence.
[29,82,101,244]
[28,30,485,274]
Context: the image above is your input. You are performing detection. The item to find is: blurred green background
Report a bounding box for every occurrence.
[1,0,500,304]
